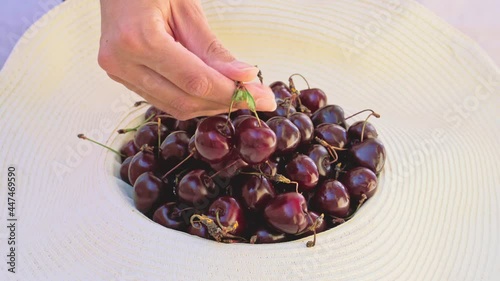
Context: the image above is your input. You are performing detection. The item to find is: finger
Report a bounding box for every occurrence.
[168,0,259,82]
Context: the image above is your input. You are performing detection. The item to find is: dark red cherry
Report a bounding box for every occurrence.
[312,179,350,217]
[299,88,327,113]
[270,81,293,100]
[341,167,378,200]
[187,224,210,239]
[208,196,247,236]
[120,156,133,184]
[133,122,168,149]
[347,121,378,145]
[315,123,348,149]
[235,116,277,165]
[311,104,346,128]
[119,140,139,161]
[307,144,333,178]
[153,202,187,231]
[128,148,157,186]
[285,154,319,192]
[194,116,234,163]
[232,114,253,128]
[209,150,248,179]
[176,169,217,209]
[264,192,309,234]
[176,117,200,136]
[288,112,314,146]
[250,227,287,244]
[133,172,163,214]
[239,175,276,212]
[349,138,386,174]
[266,116,301,155]
[259,99,296,120]
[296,211,328,238]
[160,131,190,169]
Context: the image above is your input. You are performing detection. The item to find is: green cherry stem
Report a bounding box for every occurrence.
[117,114,155,134]
[77,134,125,158]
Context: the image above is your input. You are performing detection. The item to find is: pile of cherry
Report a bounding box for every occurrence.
[80,75,386,247]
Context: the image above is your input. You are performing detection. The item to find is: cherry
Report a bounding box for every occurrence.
[312,179,350,217]
[315,123,347,149]
[133,122,168,149]
[347,121,378,145]
[176,169,217,208]
[145,106,179,131]
[285,154,319,192]
[232,114,253,128]
[266,116,301,156]
[128,147,157,186]
[349,138,386,174]
[119,140,139,161]
[300,88,327,113]
[249,227,287,244]
[208,196,247,236]
[187,224,210,239]
[311,104,346,128]
[133,172,163,214]
[120,156,133,184]
[259,99,296,120]
[153,202,187,231]
[235,116,277,165]
[160,131,190,170]
[307,144,333,178]
[296,211,327,238]
[288,112,314,146]
[194,116,234,163]
[209,150,248,179]
[176,117,200,136]
[341,167,378,200]
[238,174,276,212]
[264,192,309,234]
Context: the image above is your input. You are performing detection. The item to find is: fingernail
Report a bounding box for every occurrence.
[230,60,257,71]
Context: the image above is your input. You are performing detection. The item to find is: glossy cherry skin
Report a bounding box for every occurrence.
[209,150,248,179]
[176,169,218,209]
[264,192,309,234]
[312,179,350,217]
[133,172,163,214]
[239,175,276,212]
[307,144,333,178]
[160,131,190,169]
[266,116,301,155]
[285,154,319,192]
[288,112,314,146]
[128,149,157,186]
[187,224,210,239]
[341,167,378,200]
[349,138,386,174]
[133,123,169,149]
[176,117,200,137]
[311,104,346,128]
[347,121,378,145]
[194,116,234,163]
[250,227,287,244]
[296,211,328,238]
[208,196,247,236]
[120,140,139,161]
[235,116,277,165]
[153,202,187,231]
[299,88,327,113]
[120,156,133,184]
[314,123,348,149]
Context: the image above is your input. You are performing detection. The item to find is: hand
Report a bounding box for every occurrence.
[97,0,276,120]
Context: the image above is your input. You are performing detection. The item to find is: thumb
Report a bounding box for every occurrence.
[169,0,259,82]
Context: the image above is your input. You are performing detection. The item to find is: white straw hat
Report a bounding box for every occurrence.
[0,0,499,280]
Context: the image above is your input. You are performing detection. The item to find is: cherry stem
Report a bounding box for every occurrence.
[289,73,311,89]
[315,137,347,163]
[329,194,368,223]
[117,115,155,134]
[134,101,149,107]
[189,213,240,243]
[306,213,324,248]
[161,152,194,181]
[240,171,299,192]
[344,109,381,120]
[361,113,378,142]
[171,206,195,217]
[77,134,124,158]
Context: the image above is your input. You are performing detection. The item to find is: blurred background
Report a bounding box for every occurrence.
[1,0,499,69]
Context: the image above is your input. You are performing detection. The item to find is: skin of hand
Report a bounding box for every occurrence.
[98,0,276,120]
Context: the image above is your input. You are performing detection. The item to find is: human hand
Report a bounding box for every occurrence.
[98,0,276,120]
